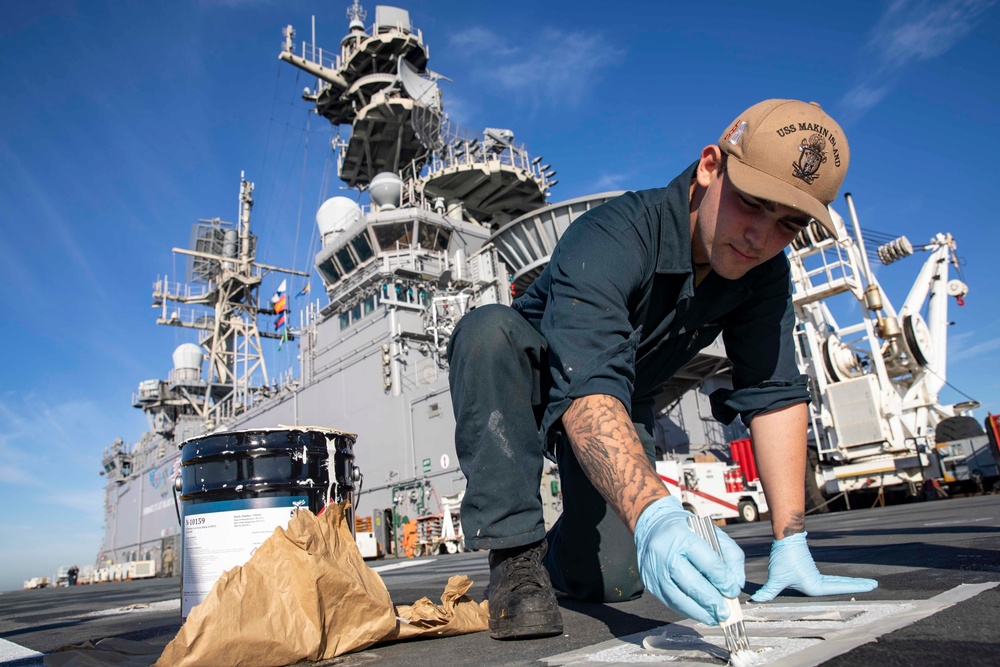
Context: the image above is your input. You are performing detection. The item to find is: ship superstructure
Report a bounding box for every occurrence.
[236,1,738,536]
[97,2,984,572]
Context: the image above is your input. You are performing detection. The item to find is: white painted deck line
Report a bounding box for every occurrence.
[0,636,44,665]
[371,558,437,573]
[923,517,996,527]
[767,581,999,667]
[542,581,1000,666]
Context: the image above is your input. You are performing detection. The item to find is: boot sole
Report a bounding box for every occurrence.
[489,609,563,640]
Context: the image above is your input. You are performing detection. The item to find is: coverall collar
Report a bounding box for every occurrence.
[655,160,700,275]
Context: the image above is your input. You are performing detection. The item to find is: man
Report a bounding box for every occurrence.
[162,543,175,578]
[448,99,877,640]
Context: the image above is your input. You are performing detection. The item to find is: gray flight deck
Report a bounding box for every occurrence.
[2,494,997,666]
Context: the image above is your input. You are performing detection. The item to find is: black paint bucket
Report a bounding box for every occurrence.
[178,427,357,616]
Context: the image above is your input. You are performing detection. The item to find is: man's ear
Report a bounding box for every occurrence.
[695,145,723,188]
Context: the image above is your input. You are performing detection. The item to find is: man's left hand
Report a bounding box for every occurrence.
[751,532,878,602]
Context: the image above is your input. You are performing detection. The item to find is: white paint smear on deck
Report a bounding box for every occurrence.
[542,581,999,666]
[83,598,181,618]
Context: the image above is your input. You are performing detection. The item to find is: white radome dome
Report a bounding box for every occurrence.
[316,197,364,245]
[369,172,404,210]
[172,343,204,371]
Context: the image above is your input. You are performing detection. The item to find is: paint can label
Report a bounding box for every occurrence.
[181,496,308,617]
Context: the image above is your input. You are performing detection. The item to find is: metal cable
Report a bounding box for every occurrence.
[923,366,980,403]
[255,60,283,191]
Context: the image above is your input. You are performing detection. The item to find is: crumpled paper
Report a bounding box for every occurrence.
[152,502,488,667]
[391,575,489,642]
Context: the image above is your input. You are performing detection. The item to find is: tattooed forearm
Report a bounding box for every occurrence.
[561,394,668,532]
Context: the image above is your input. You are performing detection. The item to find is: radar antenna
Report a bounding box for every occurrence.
[347,1,367,28]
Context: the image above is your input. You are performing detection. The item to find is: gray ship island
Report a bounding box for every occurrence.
[95,0,997,598]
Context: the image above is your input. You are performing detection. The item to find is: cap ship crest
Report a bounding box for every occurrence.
[793,133,828,185]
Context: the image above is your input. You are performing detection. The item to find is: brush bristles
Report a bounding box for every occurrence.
[687,515,752,659]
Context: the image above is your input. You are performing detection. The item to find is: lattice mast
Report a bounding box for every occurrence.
[152,173,309,426]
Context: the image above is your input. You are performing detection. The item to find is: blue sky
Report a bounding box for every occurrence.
[1,0,997,592]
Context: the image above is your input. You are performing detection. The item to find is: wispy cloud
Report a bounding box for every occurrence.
[0,399,47,486]
[448,27,625,107]
[0,391,124,590]
[0,392,128,487]
[840,0,995,117]
[950,333,1000,363]
[441,92,475,127]
[0,142,111,305]
[0,211,44,305]
[585,157,676,194]
[593,172,631,192]
[47,489,106,524]
[450,28,520,58]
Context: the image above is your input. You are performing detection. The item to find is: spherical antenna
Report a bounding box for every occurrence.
[316,196,364,245]
[172,343,204,382]
[369,172,403,210]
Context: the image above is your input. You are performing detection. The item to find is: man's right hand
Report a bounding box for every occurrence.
[634,495,746,625]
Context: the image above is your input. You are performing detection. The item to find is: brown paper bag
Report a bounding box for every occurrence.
[155,503,397,666]
[154,503,488,667]
[391,575,489,641]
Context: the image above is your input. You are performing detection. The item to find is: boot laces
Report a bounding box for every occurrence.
[505,549,545,591]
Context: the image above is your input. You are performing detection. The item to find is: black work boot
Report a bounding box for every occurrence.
[487,540,563,640]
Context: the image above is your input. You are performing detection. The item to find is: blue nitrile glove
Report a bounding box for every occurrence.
[751,531,878,602]
[634,495,746,626]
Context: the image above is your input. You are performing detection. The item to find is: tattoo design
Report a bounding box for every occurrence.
[782,512,806,538]
[562,395,667,530]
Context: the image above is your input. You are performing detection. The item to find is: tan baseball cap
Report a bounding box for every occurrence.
[718,99,849,236]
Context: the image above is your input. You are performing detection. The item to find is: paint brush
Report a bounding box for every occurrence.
[687,515,755,665]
